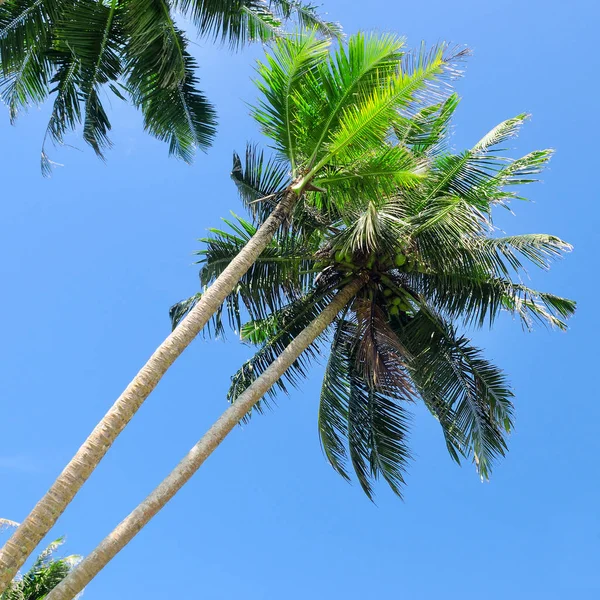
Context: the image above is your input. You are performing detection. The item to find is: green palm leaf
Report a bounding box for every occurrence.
[395,309,513,480]
[252,30,331,170]
[53,0,123,157]
[230,143,291,223]
[228,289,336,417]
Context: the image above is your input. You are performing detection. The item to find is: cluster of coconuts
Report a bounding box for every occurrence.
[380,275,412,316]
[322,248,424,276]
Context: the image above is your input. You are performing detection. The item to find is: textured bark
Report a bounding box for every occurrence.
[44,280,363,600]
[0,191,299,591]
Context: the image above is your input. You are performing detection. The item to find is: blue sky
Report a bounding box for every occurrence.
[1,0,598,598]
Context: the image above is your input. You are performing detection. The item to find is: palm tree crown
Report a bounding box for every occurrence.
[173,105,575,500]
[0,0,341,174]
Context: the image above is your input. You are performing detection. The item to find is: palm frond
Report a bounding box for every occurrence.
[348,358,412,500]
[0,35,50,121]
[132,50,217,161]
[123,0,217,157]
[0,0,59,68]
[309,43,467,175]
[318,317,412,500]
[169,292,203,330]
[353,297,411,393]
[51,0,123,157]
[416,270,576,330]
[303,32,406,164]
[228,289,335,417]
[173,0,281,49]
[313,144,425,209]
[395,92,460,155]
[318,315,354,482]
[395,309,513,479]
[2,538,80,600]
[272,0,342,38]
[230,143,291,223]
[41,52,82,176]
[252,30,332,169]
[197,214,320,330]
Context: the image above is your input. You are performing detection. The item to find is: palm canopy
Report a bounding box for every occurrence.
[172,109,575,500]
[0,0,340,174]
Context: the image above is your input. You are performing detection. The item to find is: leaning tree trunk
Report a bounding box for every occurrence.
[44,280,363,600]
[0,190,300,591]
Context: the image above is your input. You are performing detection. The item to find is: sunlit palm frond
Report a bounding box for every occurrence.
[395,92,460,156]
[310,44,467,176]
[252,30,331,169]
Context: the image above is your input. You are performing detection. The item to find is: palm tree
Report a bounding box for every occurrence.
[43,113,574,599]
[0,0,340,174]
[176,111,575,495]
[0,523,79,600]
[0,32,460,590]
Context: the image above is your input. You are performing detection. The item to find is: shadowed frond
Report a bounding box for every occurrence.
[169,292,203,330]
[231,143,291,223]
[273,0,342,38]
[228,289,336,417]
[173,0,282,48]
[197,214,320,328]
[417,271,576,330]
[395,309,513,479]
[53,0,123,157]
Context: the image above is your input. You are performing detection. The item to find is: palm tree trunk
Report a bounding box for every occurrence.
[0,190,300,592]
[44,279,362,600]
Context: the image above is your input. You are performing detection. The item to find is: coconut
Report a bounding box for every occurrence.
[394,253,406,267]
[389,306,400,316]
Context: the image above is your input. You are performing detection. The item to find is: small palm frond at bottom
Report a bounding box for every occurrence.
[2,538,81,600]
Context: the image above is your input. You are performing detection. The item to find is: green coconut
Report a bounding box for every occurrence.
[335,250,344,262]
[394,253,407,267]
[389,306,400,316]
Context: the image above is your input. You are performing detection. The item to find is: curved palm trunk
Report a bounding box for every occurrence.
[44,280,362,600]
[0,190,300,591]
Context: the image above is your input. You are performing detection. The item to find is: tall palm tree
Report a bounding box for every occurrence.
[0,32,460,590]
[0,0,340,174]
[43,113,574,600]
[0,523,79,600]
[176,111,575,495]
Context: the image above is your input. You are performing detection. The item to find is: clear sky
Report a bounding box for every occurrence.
[1,1,597,598]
